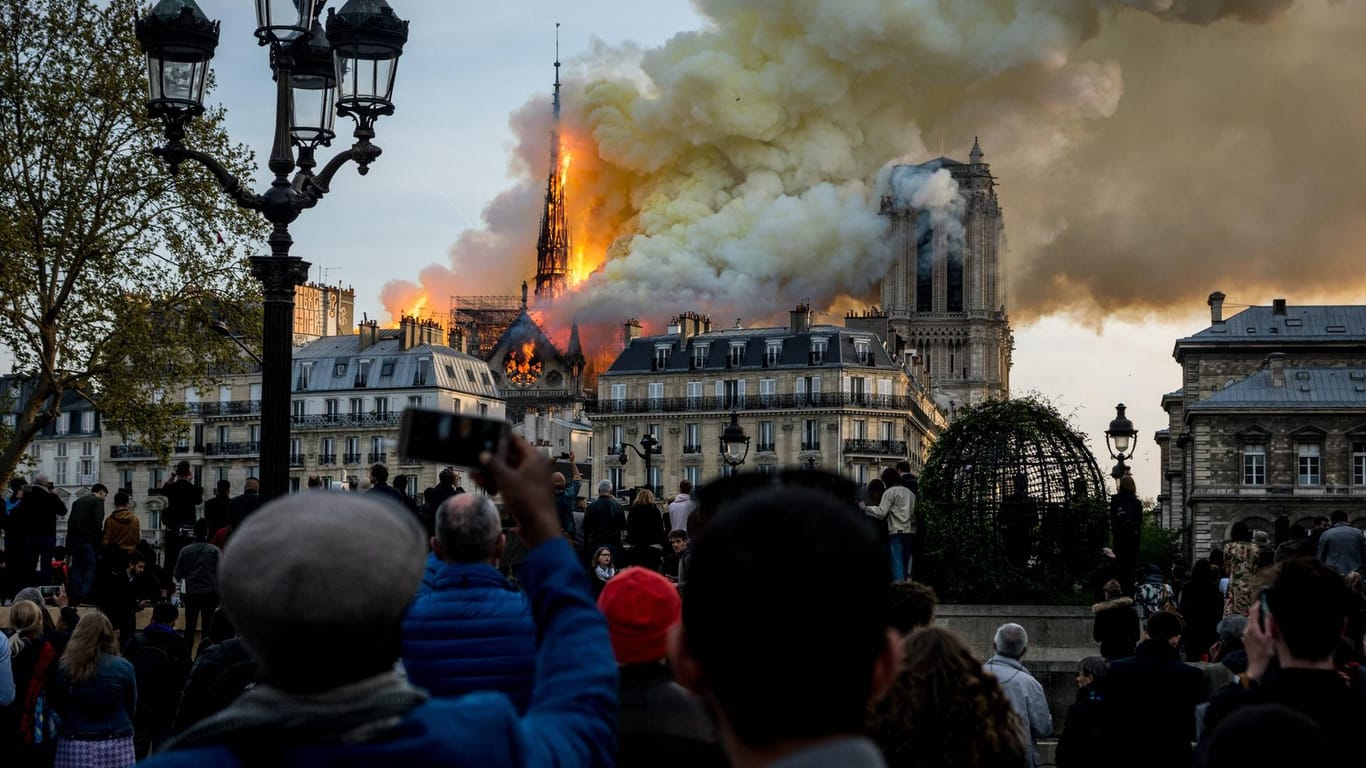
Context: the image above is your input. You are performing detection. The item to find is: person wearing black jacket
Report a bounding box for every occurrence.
[160,461,203,571]
[1091,579,1140,660]
[1102,611,1205,768]
[1108,475,1143,586]
[1178,559,1225,662]
[202,480,231,537]
[582,480,626,566]
[11,474,67,588]
[625,489,668,573]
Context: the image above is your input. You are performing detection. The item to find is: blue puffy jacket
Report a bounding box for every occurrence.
[400,554,537,711]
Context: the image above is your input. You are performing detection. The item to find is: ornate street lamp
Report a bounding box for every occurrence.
[136,0,409,501]
[719,412,750,468]
[616,432,663,492]
[1104,403,1138,481]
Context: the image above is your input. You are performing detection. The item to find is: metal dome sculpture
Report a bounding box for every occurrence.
[918,397,1110,603]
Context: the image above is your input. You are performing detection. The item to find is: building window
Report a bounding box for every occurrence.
[854,463,868,488]
[350,397,363,417]
[55,460,67,485]
[797,375,821,405]
[719,379,744,409]
[686,381,703,408]
[853,419,867,439]
[802,420,820,451]
[57,442,68,457]
[855,338,872,365]
[325,399,340,420]
[759,378,776,405]
[414,358,430,386]
[296,361,313,391]
[881,420,896,441]
[1297,443,1321,486]
[684,465,700,488]
[479,403,488,417]
[290,477,301,493]
[609,466,624,493]
[649,466,663,495]
[654,344,671,371]
[150,467,164,489]
[249,424,261,444]
[216,425,230,445]
[289,438,302,466]
[1243,444,1266,486]
[611,425,624,450]
[727,341,745,368]
[765,340,782,366]
[119,469,133,492]
[408,395,423,408]
[878,378,893,397]
[356,359,374,387]
[1354,442,1366,486]
[685,423,701,453]
[216,467,228,483]
[321,438,336,464]
[758,421,774,452]
[346,437,360,463]
[378,359,394,378]
[292,400,305,423]
[810,337,828,365]
[693,344,709,369]
[80,459,93,481]
[334,361,347,377]
[647,382,664,409]
[374,397,389,416]
[82,441,94,457]
[465,367,477,383]
[851,376,868,403]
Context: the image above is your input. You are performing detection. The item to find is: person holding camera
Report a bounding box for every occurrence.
[551,453,582,543]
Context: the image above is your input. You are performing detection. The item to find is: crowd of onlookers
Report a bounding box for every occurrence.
[4,446,1366,766]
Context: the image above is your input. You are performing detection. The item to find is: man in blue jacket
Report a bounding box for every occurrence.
[402,493,536,711]
[143,434,616,767]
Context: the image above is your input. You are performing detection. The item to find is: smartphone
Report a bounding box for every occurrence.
[1258,591,1270,632]
[39,585,62,606]
[398,408,510,471]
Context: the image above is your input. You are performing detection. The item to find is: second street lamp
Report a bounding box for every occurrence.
[136,0,409,501]
[1105,402,1138,481]
[719,412,750,468]
[616,432,663,493]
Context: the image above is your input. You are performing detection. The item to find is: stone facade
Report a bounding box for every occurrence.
[879,138,1012,413]
[587,307,947,496]
[1157,293,1366,560]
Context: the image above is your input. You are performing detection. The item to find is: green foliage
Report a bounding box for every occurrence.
[917,396,1111,605]
[1136,501,1183,575]
[0,0,263,483]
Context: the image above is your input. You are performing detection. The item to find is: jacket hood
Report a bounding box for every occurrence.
[671,493,691,503]
[111,509,137,520]
[1092,596,1134,613]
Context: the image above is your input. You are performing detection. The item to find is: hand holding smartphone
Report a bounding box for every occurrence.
[398,408,511,471]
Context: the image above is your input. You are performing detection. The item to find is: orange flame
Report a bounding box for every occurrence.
[505,340,543,386]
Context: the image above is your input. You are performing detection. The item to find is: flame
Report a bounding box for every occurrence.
[505,339,543,386]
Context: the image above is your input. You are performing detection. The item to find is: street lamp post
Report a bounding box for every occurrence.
[616,432,663,493]
[136,0,408,501]
[1104,402,1138,481]
[719,412,750,469]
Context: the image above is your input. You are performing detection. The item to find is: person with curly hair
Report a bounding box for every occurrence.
[867,627,1027,768]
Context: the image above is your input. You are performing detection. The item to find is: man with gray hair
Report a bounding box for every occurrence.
[400,493,537,711]
[985,622,1052,767]
[582,479,626,566]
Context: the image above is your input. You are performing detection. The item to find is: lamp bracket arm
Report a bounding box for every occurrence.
[300,138,384,205]
[153,146,264,211]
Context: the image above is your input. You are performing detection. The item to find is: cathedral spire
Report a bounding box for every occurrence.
[969,136,984,165]
[534,23,570,305]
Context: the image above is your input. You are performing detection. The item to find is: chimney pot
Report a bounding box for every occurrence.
[1208,291,1226,324]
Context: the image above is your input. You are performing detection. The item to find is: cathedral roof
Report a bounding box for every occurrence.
[489,310,568,365]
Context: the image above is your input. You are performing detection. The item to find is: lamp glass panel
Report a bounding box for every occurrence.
[334,51,399,105]
[257,0,316,42]
[1112,433,1131,454]
[290,83,335,142]
[724,440,745,462]
[148,55,207,108]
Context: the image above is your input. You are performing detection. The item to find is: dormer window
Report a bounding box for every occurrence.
[296,361,314,391]
[728,341,746,368]
[414,357,430,387]
[765,340,782,366]
[355,359,372,388]
[693,343,709,369]
[855,338,873,366]
[809,337,829,365]
[654,344,672,371]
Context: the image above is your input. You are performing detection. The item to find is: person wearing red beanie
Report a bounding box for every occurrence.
[598,567,726,766]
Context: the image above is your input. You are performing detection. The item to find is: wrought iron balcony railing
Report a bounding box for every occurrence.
[203,441,260,457]
[343,452,363,464]
[586,392,920,415]
[842,438,908,456]
[289,413,403,429]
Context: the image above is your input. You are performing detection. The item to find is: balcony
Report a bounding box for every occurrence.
[843,438,908,457]
[290,413,402,430]
[184,400,262,417]
[343,452,363,465]
[318,453,337,466]
[586,392,918,415]
[110,445,158,460]
[682,444,703,454]
[289,453,304,467]
[367,451,387,464]
[801,441,821,451]
[203,441,260,457]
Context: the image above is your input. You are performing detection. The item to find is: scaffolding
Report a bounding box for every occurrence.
[450,295,523,359]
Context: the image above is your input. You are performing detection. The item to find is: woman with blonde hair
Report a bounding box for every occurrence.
[3,599,60,764]
[625,487,667,572]
[48,612,137,766]
[868,626,1026,768]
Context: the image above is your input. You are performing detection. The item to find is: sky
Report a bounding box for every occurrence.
[173,0,1366,499]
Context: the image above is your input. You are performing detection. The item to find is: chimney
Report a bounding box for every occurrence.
[1272,298,1287,316]
[624,318,642,347]
[1208,291,1226,324]
[1269,352,1286,389]
[358,319,379,351]
[702,314,712,333]
[447,326,465,354]
[399,316,417,351]
[790,303,811,334]
[678,310,703,346]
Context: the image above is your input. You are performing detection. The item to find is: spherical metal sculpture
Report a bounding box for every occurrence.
[919,397,1109,603]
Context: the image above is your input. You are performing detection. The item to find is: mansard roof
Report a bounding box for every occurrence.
[602,324,899,376]
[1188,367,1366,411]
[292,332,500,398]
[1179,305,1366,351]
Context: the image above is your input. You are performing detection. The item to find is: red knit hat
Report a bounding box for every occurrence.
[597,566,682,665]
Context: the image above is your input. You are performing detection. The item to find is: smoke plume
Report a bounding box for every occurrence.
[387,0,1362,329]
